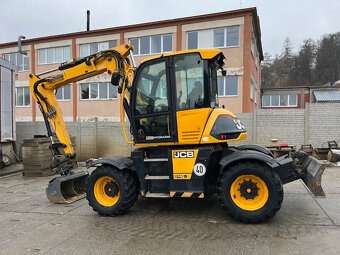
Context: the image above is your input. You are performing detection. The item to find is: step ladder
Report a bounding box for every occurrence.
[143,157,170,198]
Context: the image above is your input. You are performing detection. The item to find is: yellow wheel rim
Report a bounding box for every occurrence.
[94,176,120,207]
[230,174,269,211]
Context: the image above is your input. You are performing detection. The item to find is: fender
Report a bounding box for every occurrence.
[219,150,279,170]
[237,144,273,157]
[86,156,134,170]
[219,150,301,184]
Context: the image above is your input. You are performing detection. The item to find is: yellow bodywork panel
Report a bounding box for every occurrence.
[172,149,198,180]
[176,108,212,144]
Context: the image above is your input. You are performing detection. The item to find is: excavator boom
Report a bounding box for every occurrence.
[29,44,134,203]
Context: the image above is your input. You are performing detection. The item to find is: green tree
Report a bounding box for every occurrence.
[261,52,274,88]
[315,32,340,85]
[291,39,316,85]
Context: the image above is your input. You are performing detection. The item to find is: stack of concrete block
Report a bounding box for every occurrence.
[22,136,76,177]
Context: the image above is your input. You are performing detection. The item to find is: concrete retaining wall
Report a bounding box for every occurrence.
[16,119,133,161]
[16,103,340,160]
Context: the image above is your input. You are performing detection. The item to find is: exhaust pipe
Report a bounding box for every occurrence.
[18,35,27,56]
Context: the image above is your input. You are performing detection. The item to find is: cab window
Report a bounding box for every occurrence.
[174,54,205,110]
[135,61,169,115]
[133,60,172,142]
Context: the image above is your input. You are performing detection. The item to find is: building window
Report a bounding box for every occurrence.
[129,34,172,55]
[55,84,71,101]
[80,41,117,58]
[187,32,198,49]
[81,82,117,100]
[217,76,238,97]
[262,95,298,107]
[38,46,70,64]
[250,82,254,100]
[3,52,29,71]
[226,26,239,47]
[213,29,224,48]
[188,26,240,50]
[15,87,30,106]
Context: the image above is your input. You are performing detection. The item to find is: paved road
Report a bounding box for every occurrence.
[0,166,340,255]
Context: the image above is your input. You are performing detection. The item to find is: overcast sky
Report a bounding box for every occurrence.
[1,0,339,56]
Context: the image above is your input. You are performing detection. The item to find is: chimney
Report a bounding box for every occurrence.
[87,10,90,31]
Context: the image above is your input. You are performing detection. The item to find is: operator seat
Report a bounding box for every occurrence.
[187,81,203,109]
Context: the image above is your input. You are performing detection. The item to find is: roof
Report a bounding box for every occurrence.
[141,49,222,63]
[262,85,340,91]
[313,90,340,102]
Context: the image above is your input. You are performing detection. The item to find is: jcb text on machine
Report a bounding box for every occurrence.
[29,44,325,223]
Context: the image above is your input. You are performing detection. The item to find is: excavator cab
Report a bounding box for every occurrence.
[128,51,224,145]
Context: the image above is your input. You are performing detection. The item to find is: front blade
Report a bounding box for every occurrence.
[299,156,326,197]
[46,171,89,204]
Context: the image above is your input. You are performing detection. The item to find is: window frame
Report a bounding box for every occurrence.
[213,25,240,49]
[55,84,71,101]
[187,26,240,50]
[15,87,30,107]
[187,31,199,50]
[3,52,30,72]
[38,46,71,65]
[217,76,239,97]
[226,26,240,48]
[80,82,117,101]
[129,34,173,56]
[80,40,118,58]
[262,94,298,107]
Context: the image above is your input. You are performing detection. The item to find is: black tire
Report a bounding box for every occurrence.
[86,165,139,216]
[2,154,12,167]
[218,161,283,223]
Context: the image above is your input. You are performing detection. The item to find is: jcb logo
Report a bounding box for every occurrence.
[173,151,195,158]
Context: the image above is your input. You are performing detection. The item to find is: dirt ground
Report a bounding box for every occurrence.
[0,166,340,255]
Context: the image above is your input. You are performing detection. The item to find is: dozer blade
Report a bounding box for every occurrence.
[296,153,327,198]
[46,171,89,204]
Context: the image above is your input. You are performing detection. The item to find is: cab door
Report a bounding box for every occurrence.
[173,54,213,144]
[131,58,176,144]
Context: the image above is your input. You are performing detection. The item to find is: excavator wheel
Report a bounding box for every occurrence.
[86,165,139,216]
[218,161,283,223]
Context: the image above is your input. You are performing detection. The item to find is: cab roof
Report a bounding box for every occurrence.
[140,49,223,64]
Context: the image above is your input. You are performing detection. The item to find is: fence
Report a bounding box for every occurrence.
[16,103,340,161]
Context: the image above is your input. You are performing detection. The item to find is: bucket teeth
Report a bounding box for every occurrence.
[46,171,89,204]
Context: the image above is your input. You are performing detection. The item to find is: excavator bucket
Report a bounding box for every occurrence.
[292,151,327,198]
[299,155,327,197]
[46,171,89,204]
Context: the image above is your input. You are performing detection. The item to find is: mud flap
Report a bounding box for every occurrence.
[46,171,89,204]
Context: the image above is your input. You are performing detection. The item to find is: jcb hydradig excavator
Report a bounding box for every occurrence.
[29,44,326,223]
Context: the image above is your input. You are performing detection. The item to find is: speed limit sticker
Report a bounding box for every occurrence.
[193,163,206,176]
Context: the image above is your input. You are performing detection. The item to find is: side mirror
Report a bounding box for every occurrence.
[222,69,227,76]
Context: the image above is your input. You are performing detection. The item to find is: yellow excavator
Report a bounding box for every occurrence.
[29,43,326,223]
